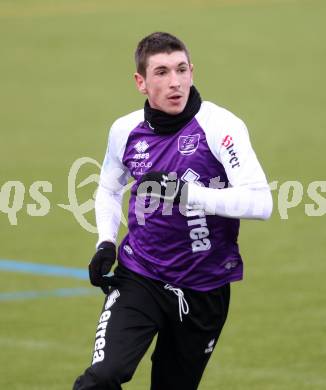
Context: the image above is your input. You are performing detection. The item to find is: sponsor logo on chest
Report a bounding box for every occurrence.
[131,140,153,176]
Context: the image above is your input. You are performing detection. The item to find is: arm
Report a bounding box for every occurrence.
[95,184,124,246]
[188,111,273,220]
[89,121,130,293]
[187,184,272,220]
[95,121,130,247]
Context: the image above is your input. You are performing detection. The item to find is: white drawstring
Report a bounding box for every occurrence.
[164,284,189,322]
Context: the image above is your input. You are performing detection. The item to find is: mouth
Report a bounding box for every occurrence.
[167,94,183,103]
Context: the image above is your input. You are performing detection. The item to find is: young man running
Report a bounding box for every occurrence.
[73,31,273,390]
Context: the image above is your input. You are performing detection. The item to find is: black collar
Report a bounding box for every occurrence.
[144,86,202,135]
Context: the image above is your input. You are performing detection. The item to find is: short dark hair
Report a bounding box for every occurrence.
[135,32,190,77]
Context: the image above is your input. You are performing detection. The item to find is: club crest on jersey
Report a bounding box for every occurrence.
[178,134,200,156]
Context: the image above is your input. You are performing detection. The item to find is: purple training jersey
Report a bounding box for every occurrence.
[119,110,242,291]
[96,102,269,291]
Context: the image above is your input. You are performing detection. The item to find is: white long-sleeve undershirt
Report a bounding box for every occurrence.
[95,183,123,245]
[187,182,273,220]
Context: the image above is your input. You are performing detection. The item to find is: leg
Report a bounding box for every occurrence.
[150,283,230,390]
[73,266,164,390]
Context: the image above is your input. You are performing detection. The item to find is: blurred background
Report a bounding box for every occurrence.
[1,0,325,389]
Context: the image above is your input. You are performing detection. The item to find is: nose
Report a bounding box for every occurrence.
[169,71,181,88]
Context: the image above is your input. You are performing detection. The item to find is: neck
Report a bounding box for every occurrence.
[144,86,202,135]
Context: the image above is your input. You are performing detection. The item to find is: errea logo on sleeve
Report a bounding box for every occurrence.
[221,135,240,169]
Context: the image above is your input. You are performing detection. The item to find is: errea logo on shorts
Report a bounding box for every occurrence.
[92,289,120,365]
[205,338,215,354]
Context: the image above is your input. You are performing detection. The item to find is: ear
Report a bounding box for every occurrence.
[190,63,194,86]
[134,72,147,95]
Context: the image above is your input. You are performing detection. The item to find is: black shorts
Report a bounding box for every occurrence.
[73,263,230,390]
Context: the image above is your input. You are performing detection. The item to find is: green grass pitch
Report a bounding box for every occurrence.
[0,0,325,388]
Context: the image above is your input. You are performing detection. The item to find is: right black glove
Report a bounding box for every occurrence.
[88,241,117,294]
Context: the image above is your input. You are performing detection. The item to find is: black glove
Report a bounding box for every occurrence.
[89,241,117,294]
[138,171,188,204]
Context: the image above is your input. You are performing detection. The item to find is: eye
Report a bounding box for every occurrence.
[156,70,167,76]
[178,67,187,73]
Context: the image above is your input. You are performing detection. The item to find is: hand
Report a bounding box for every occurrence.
[88,241,117,294]
[138,171,188,204]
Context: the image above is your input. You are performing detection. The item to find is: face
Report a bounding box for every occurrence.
[134,51,193,115]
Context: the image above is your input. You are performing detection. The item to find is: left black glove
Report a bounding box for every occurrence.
[88,241,117,294]
[138,171,188,204]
